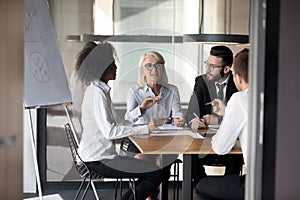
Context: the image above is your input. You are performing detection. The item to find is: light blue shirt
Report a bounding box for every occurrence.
[125,84,183,124]
[78,81,148,162]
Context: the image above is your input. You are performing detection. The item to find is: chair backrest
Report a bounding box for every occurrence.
[64,123,96,178]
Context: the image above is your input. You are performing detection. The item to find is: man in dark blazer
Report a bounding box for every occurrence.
[185,46,244,185]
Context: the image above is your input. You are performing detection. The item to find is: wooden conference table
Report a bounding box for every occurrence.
[128,128,242,200]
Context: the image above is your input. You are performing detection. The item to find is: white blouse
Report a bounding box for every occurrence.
[125,84,183,124]
[78,81,148,162]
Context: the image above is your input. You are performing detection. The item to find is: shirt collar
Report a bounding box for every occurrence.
[93,80,111,93]
[243,87,249,93]
[143,84,165,95]
[215,75,230,87]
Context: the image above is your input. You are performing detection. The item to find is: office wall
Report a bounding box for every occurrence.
[275,0,300,199]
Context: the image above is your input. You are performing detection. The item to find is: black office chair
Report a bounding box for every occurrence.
[170,158,182,200]
[64,123,136,200]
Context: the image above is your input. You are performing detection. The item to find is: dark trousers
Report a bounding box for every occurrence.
[120,137,177,198]
[195,174,245,200]
[86,156,163,200]
[121,137,177,174]
[192,154,244,185]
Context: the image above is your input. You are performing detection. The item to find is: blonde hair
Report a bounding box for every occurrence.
[137,51,169,87]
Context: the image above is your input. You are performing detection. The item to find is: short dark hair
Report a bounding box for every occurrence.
[233,48,249,83]
[210,46,233,67]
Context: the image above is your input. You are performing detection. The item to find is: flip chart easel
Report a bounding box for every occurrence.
[24,0,73,199]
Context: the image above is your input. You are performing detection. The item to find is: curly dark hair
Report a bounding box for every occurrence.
[76,41,117,86]
[74,42,97,71]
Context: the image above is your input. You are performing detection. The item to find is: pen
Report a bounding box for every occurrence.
[205,101,213,106]
[193,112,200,119]
[159,117,172,120]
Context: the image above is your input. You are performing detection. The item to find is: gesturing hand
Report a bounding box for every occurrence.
[212,99,226,117]
[139,96,162,111]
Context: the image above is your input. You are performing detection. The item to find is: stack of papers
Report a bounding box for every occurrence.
[207,124,220,130]
[151,130,204,139]
[157,124,184,130]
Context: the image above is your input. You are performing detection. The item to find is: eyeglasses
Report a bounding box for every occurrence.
[143,63,164,71]
[204,60,224,70]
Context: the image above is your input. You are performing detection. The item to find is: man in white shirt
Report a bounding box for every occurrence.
[196,48,249,200]
[186,46,243,184]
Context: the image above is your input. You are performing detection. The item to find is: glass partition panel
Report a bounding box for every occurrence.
[44,0,250,185]
[46,0,198,183]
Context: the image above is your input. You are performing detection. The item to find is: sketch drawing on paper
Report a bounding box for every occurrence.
[29,51,50,83]
[24,0,72,108]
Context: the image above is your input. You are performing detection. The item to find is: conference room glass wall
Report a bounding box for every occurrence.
[39,0,250,187]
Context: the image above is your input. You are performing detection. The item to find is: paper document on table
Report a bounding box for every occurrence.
[151,130,204,139]
[207,124,220,130]
[157,124,183,130]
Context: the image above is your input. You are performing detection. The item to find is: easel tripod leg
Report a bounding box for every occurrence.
[28,109,43,200]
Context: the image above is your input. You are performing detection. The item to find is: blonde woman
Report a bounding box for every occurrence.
[125,51,184,126]
[124,51,184,200]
